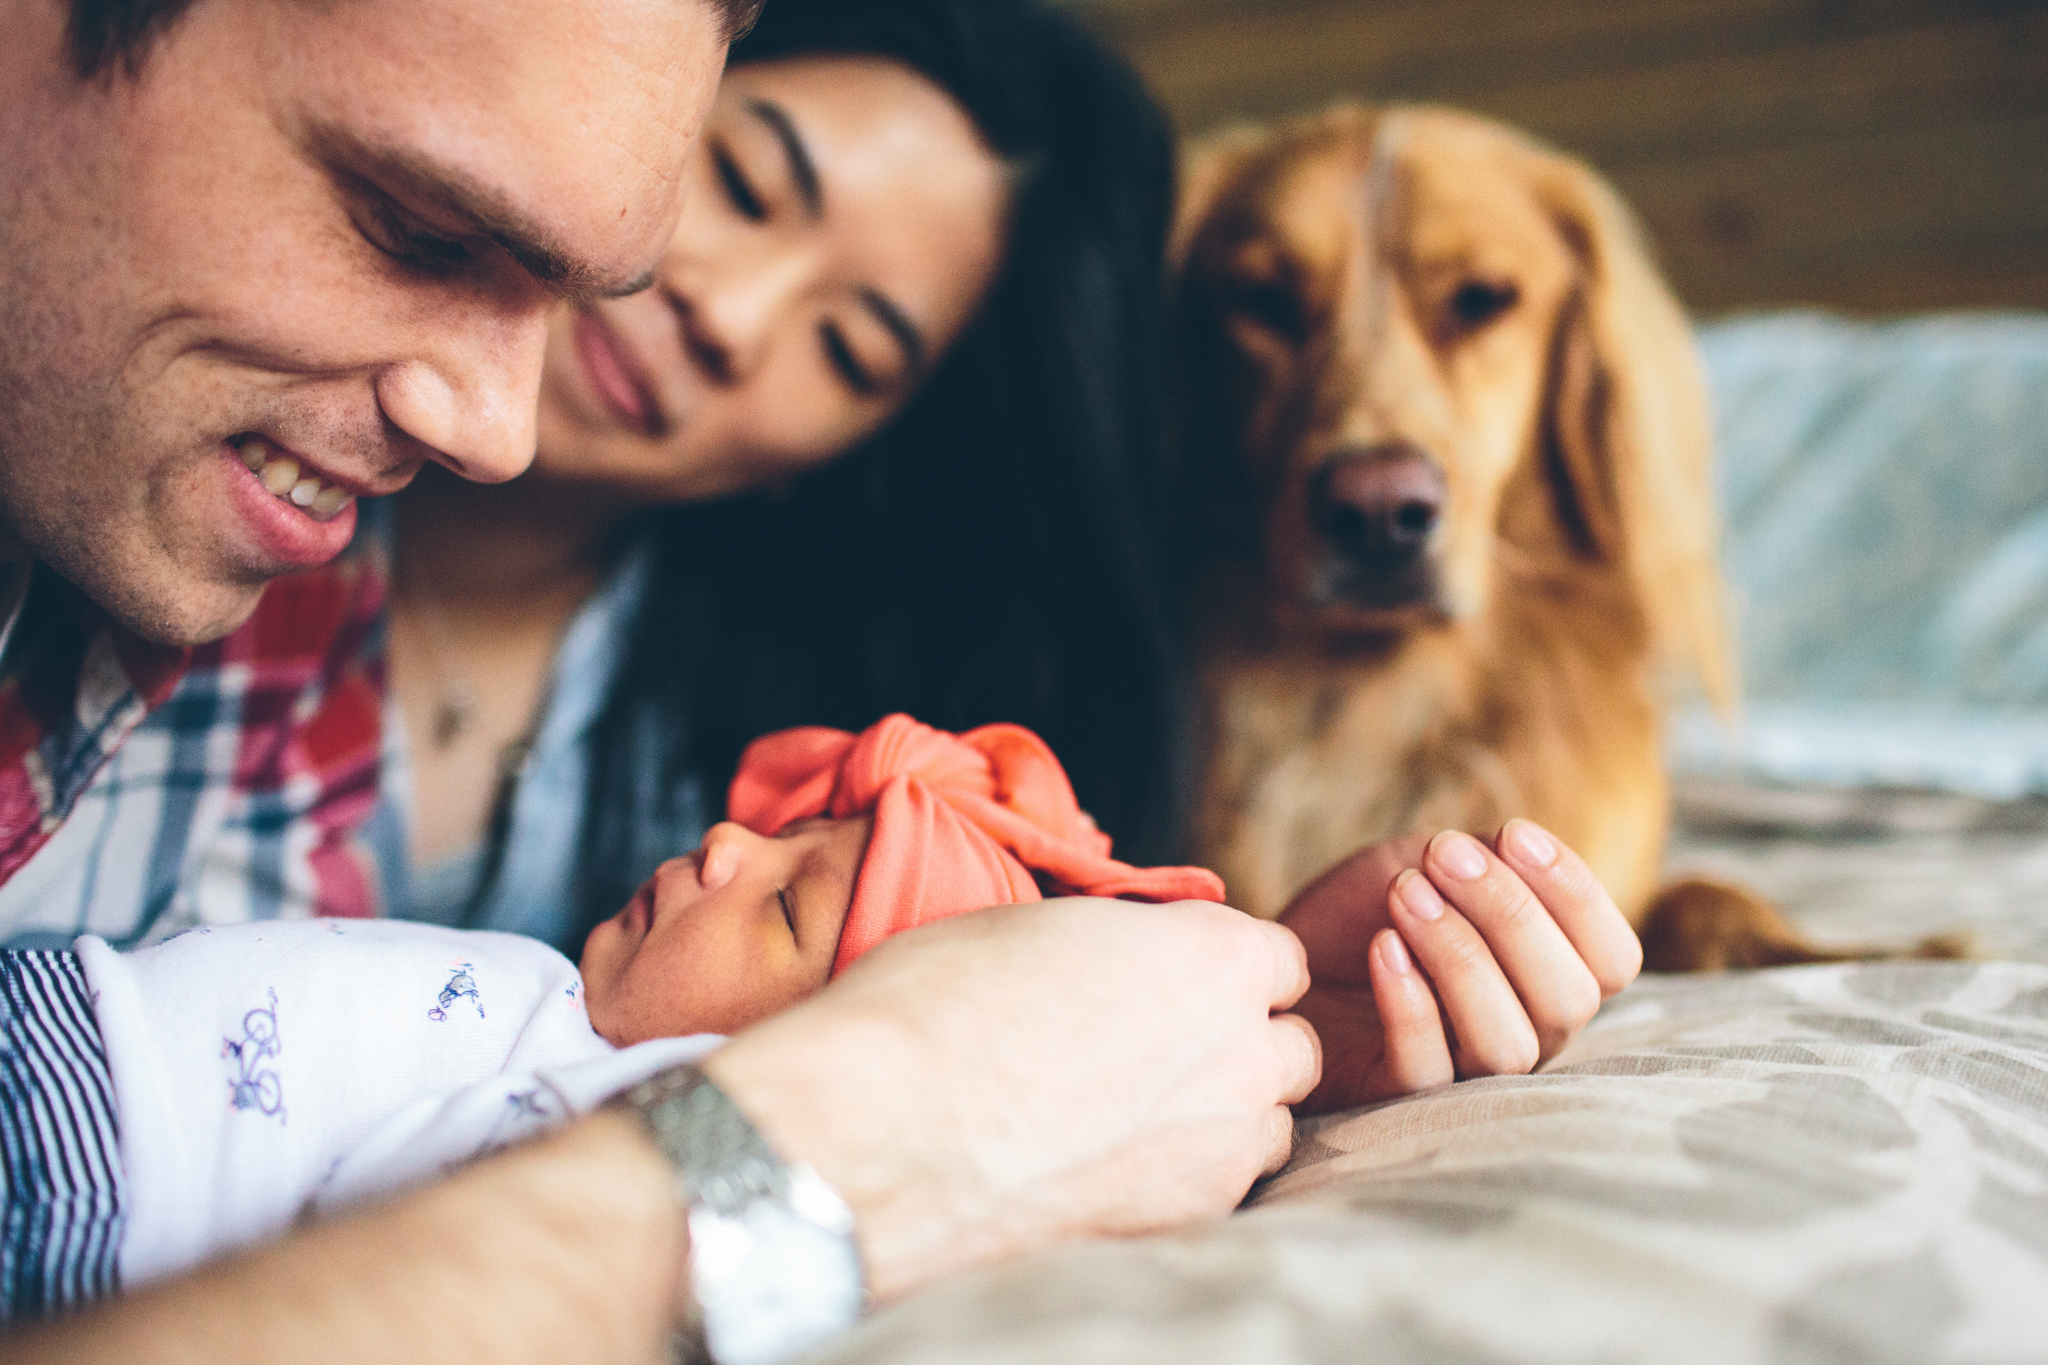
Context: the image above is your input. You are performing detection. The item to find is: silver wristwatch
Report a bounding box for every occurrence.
[611,1063,866,1365]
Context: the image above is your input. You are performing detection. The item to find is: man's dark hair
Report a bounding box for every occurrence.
[68,0,765,77]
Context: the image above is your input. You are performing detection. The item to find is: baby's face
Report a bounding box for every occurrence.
[579,815,873,1045]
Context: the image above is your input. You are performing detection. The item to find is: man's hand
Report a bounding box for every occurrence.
[1281,820,1642,1113]
[704,897,1319,1302]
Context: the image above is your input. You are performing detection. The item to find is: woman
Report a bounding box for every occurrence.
[373,0,1187,951]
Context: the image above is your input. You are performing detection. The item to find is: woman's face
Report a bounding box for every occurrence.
[532,56,1009,502]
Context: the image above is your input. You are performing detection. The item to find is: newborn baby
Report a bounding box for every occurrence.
[581,715,1222,1041]
[38,716,1222,1291]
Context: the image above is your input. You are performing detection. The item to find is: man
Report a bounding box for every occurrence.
[0,0,734,945]
[0,1,1636,1361]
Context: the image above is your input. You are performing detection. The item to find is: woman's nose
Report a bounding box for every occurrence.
[670,246,816,387]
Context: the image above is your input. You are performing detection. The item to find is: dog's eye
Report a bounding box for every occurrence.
[1447,279,1520,333]
[1220,279,1308,346]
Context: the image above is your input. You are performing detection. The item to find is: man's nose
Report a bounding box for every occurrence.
[373,304,550,484]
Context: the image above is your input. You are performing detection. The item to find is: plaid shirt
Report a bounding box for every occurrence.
[0,553,385,951]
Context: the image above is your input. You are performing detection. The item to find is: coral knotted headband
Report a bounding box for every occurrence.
[728,714,1227,976]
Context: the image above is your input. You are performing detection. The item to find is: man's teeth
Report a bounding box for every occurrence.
[234,439,354,521]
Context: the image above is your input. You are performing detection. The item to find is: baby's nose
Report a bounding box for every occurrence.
[697,821,764,890]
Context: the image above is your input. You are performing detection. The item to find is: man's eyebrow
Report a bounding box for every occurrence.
[603,268,660,299]
[746,98,823,218]
[314,127,658,302]
[861,287,928,381]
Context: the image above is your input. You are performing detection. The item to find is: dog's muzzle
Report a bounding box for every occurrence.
[1305,443,1446,610]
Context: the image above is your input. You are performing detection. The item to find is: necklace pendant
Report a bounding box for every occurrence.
[433,678,481,749]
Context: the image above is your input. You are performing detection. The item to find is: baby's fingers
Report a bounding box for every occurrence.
[1494,820,1643,997]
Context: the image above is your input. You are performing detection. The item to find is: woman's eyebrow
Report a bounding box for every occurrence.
[745,98,823,218]
[861,287,928,381]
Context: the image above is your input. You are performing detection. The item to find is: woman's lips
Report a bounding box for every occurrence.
[573,311,660,435]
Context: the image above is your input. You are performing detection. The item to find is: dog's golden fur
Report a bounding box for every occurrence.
[1176,105,1956,969]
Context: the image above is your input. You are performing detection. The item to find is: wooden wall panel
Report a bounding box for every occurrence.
[1070,0,2048,313]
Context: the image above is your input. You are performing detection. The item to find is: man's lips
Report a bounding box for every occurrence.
[574,311,661,435]
[219,438,361,570]
[230,436,358,521]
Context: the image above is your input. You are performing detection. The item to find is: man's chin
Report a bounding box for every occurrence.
[56,557,272,649]
[122,588,268,649]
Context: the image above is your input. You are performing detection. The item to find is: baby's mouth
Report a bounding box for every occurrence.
[232,437,355,523]
[624,877,659,937]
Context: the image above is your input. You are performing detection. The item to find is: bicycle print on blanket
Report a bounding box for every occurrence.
[222,987,285,1123]
[428,962,485,1022]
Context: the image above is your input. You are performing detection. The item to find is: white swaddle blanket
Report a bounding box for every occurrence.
[76,919,717,1287]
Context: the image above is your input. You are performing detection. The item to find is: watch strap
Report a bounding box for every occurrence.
[615,1063,865,1365]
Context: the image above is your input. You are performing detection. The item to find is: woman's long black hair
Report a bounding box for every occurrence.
[567,0,1186,944]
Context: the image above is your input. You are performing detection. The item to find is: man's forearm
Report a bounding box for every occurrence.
[2,1114,683,1365]
[5,896,1318,1363]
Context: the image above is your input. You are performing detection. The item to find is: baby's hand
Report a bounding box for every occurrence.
[1278,820,1641,1113]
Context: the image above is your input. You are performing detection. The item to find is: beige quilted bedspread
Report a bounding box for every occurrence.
[814,780,2048,1364]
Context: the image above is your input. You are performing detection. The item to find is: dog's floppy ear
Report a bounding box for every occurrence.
[1171,122,1271,270]
[1537,155,1735,712]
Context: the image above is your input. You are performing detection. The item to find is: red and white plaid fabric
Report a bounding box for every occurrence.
[0,551,386,950]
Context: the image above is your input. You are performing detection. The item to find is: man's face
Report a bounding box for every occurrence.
[0,0,725,644]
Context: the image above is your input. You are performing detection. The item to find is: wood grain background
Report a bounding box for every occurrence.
[1068,0,2048,313]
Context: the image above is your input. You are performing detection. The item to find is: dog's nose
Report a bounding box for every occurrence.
[1308,446,1446,569]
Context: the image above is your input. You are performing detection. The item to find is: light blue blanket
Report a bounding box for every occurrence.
[1675,312,2048,796]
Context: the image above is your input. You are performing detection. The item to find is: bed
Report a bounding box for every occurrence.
[815,313,2048,1365]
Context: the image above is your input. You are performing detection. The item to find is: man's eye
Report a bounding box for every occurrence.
[821,323,879,395]
[713,143,767,222]
[776,887,798,937]
[362,201,474,274]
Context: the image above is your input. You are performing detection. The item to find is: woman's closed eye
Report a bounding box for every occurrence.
[821,322,882,395]
[712,141,768,223]
[777,885,798,940]
[823,296,923,399]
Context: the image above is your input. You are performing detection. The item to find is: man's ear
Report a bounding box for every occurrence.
[1537,152,1735,713]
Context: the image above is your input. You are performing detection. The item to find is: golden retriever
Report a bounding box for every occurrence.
[1173,104,1956,970]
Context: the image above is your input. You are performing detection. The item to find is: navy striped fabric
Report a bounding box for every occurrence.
[0,950,123,1320]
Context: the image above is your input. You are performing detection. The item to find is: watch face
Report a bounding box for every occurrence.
[619,1066,864,1365]
[694,1190,866,1365]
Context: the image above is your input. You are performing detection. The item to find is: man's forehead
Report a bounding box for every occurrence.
[279,0,725,292]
